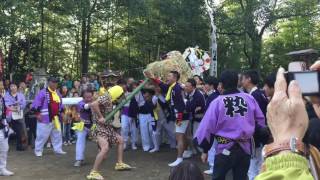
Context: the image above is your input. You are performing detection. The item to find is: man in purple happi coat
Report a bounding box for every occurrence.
[194,70,265,180]
[32,77,66,157]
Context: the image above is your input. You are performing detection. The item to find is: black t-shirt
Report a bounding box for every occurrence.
[251,89,268,118]
[251,88,269,146]
[25,111,37,129]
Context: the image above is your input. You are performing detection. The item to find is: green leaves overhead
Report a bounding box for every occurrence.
[0,0,318,81]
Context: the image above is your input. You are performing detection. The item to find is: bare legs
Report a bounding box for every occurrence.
[176,133,187,158]
[168,133,187,167]
[92,137,109,171]
[91,135,124,171]
[116,135,124,164]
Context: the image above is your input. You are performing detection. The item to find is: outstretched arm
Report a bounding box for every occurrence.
[144,71,168,93]
[89,100,104,123]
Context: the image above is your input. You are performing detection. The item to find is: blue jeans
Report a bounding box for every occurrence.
[63,124,71,142]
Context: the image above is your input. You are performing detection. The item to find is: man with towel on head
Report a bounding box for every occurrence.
[32,76,66,157]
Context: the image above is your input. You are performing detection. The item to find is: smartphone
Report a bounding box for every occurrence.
[287,61,320,96]
[286,71,320,96]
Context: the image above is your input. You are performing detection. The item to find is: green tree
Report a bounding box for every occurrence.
[261,16,320,74]
[215,0,319,69]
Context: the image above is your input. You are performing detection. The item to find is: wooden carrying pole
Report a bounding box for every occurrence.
[104,78,149,122]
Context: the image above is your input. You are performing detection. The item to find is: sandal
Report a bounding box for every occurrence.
[115,162,133,171]
[86,170,104,180]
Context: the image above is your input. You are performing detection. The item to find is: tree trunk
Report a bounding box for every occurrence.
[75,19,81,76]
[26,29,31,66]
[249,35,262,70]
[40,0,44,68]
[52,17,56,66]
[7,43,14,77]
[243,1,263,70]
[127,1,131,69]
[105,14,109,67]
[80,0,96,74]
[81,18,87,74]
[85,16,91,74]
[45,26,49,71]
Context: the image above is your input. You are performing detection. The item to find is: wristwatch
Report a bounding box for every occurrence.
[262,137,307,159]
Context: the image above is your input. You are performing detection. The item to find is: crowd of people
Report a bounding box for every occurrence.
[0,64,319,180]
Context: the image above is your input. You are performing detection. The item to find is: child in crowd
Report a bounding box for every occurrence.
[169,161,204,180]
[73,92,80,98]
[63,106,72,146]
[121,84,138,150]
[127,81,140,150]
[24,103,37,149]
[70,105,79,143]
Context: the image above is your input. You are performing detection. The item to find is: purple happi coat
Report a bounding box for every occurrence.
[194,91,265,155]
[4,92,26,119]
[77,100,92,125]
[32,88,63,124]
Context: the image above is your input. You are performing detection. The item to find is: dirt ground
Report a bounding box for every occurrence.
[3,141,214,180]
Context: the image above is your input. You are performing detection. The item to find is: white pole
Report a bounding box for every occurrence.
[205,0,218,77]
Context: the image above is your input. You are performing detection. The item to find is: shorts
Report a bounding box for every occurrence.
[175,120,189,134]
[92,124,119,146]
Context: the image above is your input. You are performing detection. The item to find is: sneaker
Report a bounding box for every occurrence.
[204,169,213,175]
[35,151,43,157]
[131,144,137,150]
[115,162,133,171]
[74,160,82,167]
[63,142,68,146]
[46,143,52,149]
[68,141,73,145]
[182,150,193,159]
[0,168,14,176]
[86,170,104,180]
[168,158,183,167]
[55,150,67,155]
[149,148,159,153]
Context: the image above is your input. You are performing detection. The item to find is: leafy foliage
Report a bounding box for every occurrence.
[0,0,318,81]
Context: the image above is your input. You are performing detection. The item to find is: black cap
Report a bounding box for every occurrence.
[48,76,59,83]
[142,88,155,95]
